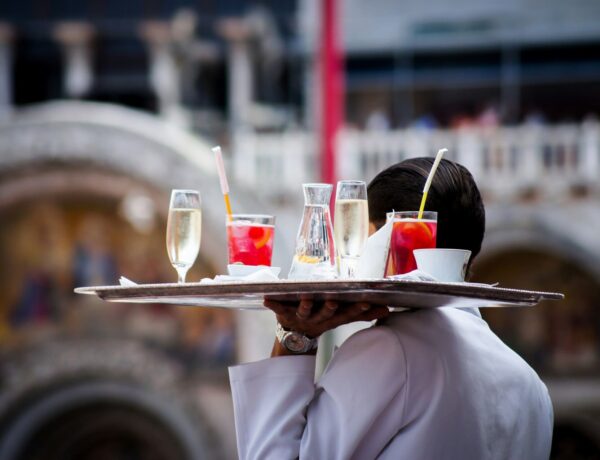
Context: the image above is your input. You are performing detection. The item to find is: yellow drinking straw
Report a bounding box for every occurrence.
[212,146,233,221]
[418,148,448,219]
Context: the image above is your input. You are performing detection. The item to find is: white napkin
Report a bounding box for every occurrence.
[388,270,498,288]
[119,270,280,286]
[356,219,393,279]
[385,270,483,317]
[119,276,138,286]
[386,269,438,282]
[200,267,280,284]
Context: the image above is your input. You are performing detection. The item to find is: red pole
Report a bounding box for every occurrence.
[320,0,344,186]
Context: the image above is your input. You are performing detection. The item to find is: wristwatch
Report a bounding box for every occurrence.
[276,323,319,354]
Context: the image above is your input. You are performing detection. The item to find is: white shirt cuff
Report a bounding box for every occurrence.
[229,355,316,383]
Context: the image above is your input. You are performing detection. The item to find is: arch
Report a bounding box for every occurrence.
[478,203,600,283]
[0,100,285,271]
[473,206,600,376]
[473,246,600,377]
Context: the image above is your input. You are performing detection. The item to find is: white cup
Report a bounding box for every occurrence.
[413,249,472,282]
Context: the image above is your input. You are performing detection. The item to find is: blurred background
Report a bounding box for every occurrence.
[0,0,599,458]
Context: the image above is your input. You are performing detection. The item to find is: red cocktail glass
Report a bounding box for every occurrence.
[385,211,437,275]
[227,214,275,266]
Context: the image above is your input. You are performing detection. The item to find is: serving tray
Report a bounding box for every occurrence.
[75,279,564,311]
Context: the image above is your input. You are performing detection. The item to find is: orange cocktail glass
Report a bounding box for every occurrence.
[386,211,437,275]
[227,214,275,266]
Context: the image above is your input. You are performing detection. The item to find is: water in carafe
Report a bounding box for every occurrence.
[288,183,338,280]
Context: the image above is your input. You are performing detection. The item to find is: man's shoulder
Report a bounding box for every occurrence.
[380,308,534,375]
[320,324,408,389]
[335,323,406,359]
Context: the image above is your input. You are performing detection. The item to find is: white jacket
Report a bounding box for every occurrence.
[229,307,553,460]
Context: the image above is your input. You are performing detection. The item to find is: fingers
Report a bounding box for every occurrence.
[263,299,318,334]
[352,302,372,313]
[263,299,291,315]
[264,298,389,340]
[355,305,390,322]
[316,303,388,331]
[311,300,339,322]
[295,299,314,320]
[334,302,371,319]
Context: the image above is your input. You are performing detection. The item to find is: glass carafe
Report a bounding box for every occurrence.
[288,183,338,280]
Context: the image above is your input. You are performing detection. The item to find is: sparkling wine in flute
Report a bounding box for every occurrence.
[335,199,369,258]
[166,190,202,283]
[334,180,369,278]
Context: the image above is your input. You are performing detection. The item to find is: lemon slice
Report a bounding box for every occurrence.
[396,221,434,240]
[296,254,320,264]
[416,222,433,239]
[253,230,272,249]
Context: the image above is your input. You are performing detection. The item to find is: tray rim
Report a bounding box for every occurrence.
[74,278,564,305]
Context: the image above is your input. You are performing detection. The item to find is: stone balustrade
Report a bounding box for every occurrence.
[232,122,600,201]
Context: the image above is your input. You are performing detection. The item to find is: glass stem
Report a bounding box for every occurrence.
[176,267,188,284]
[346,265,355,278]
[340,257,358,279]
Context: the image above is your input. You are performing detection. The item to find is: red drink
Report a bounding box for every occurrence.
[386,214,437,275]
[227,221,275,266]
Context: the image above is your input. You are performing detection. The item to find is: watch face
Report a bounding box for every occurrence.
[284,332,310,353]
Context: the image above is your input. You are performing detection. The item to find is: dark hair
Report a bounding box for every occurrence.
[367,157,486,260]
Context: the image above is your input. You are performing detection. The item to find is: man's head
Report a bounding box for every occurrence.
[367,157,486,261]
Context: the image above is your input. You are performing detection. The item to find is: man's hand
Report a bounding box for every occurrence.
[265,298,390,356]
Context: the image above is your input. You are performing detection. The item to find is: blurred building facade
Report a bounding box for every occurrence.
[0,0,600,458]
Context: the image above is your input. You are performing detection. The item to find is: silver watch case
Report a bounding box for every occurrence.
[276,323,318,353]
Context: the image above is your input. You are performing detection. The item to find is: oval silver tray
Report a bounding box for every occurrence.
[74,279,564,310]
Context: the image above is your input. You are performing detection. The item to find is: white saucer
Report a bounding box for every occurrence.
[227,264,281,278]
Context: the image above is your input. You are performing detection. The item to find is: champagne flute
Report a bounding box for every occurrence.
[334,180,369,278]
[166,189,202,283]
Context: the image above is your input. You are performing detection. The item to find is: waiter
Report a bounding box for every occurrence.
[229,158,553,460]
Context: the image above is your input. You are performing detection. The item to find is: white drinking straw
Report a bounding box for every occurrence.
[212,146,233,219]
[418,148,448,219]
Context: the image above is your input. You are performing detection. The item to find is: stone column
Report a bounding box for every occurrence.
[53,22,95,98]
[139,21,185,126]
[0,23,15,116]
[298,0,319,131]
[171,10,219,111]
[218,18,255,133]
[581,119,599,185]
